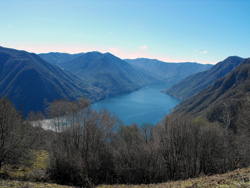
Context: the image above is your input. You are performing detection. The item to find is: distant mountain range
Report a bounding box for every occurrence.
[0,46,216,118]
[164,56,243,100]
[0,46,100,117]
[38,51,250,131]
[125,58,212,86]
[172,58,250,130]
[40,52,160,98]
[40,52,212,97]
[0,47,160,116]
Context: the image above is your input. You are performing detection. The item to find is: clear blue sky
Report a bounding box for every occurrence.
[1,0,249,64]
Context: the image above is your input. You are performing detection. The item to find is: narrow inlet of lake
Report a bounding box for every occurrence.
[92,83,180,126]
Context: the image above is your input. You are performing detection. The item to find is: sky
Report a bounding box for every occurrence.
[0,0,250,64]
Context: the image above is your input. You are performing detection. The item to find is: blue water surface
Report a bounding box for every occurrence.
[92,84,180,126]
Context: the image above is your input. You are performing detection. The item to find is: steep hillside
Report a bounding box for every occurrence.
[164,56,243,100]
[42,52,160,98]
[172,58,250,130]
[0,46,100,117]
[125,58,212,85]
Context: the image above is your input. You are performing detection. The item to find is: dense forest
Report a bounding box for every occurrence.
[1,95,250,187]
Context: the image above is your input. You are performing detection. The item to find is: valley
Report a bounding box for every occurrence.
[1,1,250,187]
[1,46,250,188]
[0,46,211,118]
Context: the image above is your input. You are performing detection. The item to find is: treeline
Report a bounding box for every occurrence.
[1,96,250,187]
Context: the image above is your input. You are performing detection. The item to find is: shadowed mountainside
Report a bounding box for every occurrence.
[164,56,243,100]
[0,46,101,117]
[172,58,250,130]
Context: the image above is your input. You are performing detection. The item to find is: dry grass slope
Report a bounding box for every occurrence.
[0,150,76,188]
[1,166,250,187]
[0,150,49,181]
[0,180,74,188]
[98,167,250,188]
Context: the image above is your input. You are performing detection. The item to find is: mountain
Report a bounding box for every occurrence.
[164,56,244,100]
[39,52,84,68]
[0,46,100,117]
[40,52,160,98]
[125,58,212,86]
[172,58,250,130]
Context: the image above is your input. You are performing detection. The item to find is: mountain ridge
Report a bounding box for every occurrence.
[125,58,212,86]
[0,46,101,117]
[164,56,244,100]
[39,52,84,68]
[172,57,250,130]
[40,52,161,99]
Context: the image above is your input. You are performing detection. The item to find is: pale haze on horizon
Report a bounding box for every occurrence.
[0,0,250,64]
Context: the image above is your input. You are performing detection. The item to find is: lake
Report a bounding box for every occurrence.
[92,83,180,126]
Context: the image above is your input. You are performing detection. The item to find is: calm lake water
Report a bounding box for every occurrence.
[92,84,180,126]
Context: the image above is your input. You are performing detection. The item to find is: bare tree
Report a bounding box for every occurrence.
[0,96,29,169]
[47,98,119,186]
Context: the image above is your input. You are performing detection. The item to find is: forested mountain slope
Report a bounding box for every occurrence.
[164,56,243,100]
[172,58,250,130]
[41,52,160,98]
[0,46,100,117]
